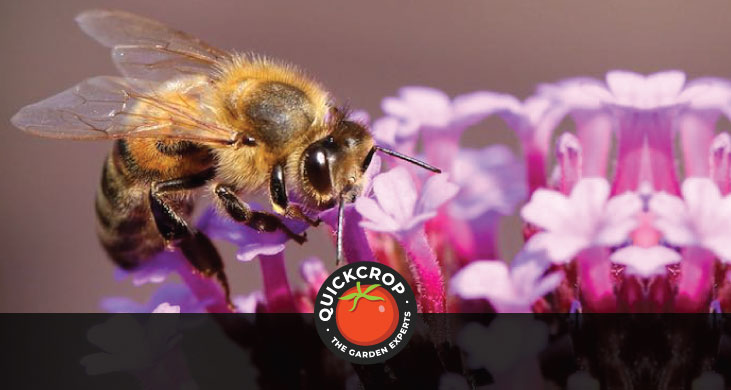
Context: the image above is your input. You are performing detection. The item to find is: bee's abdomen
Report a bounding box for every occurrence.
[95,140,195,269]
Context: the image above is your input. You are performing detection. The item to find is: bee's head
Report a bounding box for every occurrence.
[300,118,374,208]
[298,108,441,265]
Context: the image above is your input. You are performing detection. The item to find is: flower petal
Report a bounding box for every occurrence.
[451,91,521,126]
[570,178,611,224]
[371,167,418,225]
[524,232,588,264]
[232,291,264,313]
[236,243,286,262]
[450,260,514,303]
[355,197,400,232]
[151,302,180,313]
[416,173,459,215]
[649,192,696,246]
[595,191,642,246]
[610,245,681,277]
[449,145,526,219]
[521,189,573,232]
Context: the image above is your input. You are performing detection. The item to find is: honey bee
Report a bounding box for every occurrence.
[11,10,440,304]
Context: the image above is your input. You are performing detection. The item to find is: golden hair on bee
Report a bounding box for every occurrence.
[211,53,331,132]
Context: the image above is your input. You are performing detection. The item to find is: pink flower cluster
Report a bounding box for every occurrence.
[106,70,731,313]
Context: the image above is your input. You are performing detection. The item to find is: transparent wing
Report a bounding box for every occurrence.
[111,44,221,80]
[11,76,237,144]
[76,9,229,80]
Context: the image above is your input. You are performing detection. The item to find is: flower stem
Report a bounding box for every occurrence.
[260,253,296,313]
[175,260,233,313]
[679,111,718,178]
[522,138,547,193]
[574,111,612,178]
[400,229,446,313]
[321,207,376,263]
[710,133,731,194]
[611,108,680,195]
[342,210,376,263]
[577,247,616,312]
[674,246,714,312]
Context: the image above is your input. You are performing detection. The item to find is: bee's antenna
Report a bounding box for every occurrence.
[335,194,346,266]
[374,146,442,173]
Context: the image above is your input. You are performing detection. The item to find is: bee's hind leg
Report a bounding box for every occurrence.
[148,168,232,308]
[214,183,308,244]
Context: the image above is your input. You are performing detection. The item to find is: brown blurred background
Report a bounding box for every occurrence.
[2,0,731,312]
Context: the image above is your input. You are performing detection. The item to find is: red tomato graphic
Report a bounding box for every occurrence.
[336,283,399,345]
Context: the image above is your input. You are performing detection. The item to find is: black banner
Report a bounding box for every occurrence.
[2,314,730,389]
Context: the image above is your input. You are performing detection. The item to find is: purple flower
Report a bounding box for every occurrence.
[299,256,328,298]
[440,145,526,260]
[380,87,508,138]
[648,178,731,310]
[448,145,526,220]
[375,87,516,169]
[356,166,457,312]
[539,78,613,178]
[232,291,264,314]
[603,70,687,109]
[650,178,731,261]
[610,245,681,278]
[198,206,307,263]
[152,302,181,313]
[496,95,568,191]
[198,205,313,312]
[228,257,327,314]
[521,178,642,264]
[356,167,458,235]
[113,249,184,286]
[450,251,563,312]
[710,133,731,193]
[544,71,731,194]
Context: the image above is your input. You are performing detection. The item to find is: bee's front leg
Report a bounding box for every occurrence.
[284,204,321,227]
[269,163,320,227]
[214,183,308,244]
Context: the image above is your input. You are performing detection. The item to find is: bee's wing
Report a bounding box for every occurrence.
[110,44,220,81]
[11,76,237,144]
[76,9,229,80]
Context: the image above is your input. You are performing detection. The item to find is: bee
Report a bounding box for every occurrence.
[11,10,440,304]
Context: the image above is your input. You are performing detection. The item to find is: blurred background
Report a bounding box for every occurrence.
[2,0,731,311]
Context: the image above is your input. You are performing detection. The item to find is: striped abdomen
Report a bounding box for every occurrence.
[95,139,211,270]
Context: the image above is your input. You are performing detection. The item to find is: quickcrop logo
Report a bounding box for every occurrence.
[314,262,417,364]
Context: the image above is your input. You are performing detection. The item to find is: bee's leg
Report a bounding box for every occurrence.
[284,204,321,227]
[149,167,215,241]
[269,164,320,227]
[149,168,232,307]
[214,183,308,244]
[178,230,232,309]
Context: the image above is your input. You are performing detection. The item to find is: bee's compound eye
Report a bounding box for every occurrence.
[303,145,332,194]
